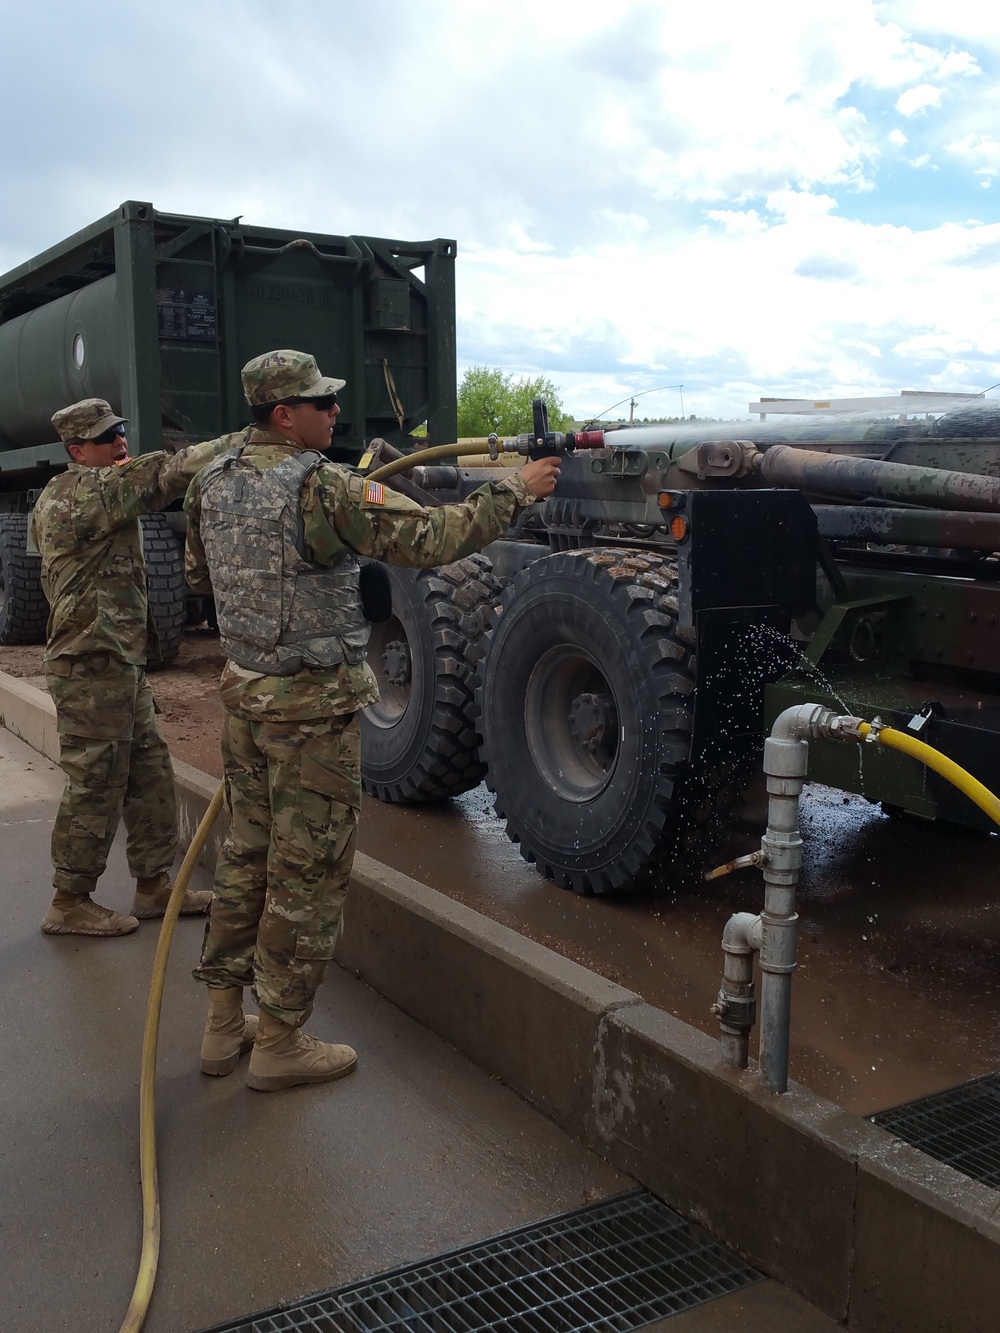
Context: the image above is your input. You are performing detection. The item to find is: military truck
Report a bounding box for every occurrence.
[359,398,1000,893]
[0,201,457,662]
[5,205,1000,895]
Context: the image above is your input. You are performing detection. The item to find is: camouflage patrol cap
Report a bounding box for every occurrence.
[51,398,127,443]
[241,349,346,406]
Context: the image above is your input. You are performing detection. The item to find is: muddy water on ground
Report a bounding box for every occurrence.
[358,779,1000,1118]
[6,635,998,1118]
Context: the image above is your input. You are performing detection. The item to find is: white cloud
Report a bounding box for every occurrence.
[882,2,1000,47]
[0,1,999,421]
[895,83,944,114]
[765,190,839,222]
[459,206,1000,416]
[948,134,1000,176]
[706,209,768,236]
[599,209,651,237]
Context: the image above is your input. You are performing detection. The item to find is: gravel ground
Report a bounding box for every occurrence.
[0,630,228,778]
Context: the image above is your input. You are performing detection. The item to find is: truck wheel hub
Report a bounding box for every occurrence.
[568,691,615,754]
[382,639,411,687]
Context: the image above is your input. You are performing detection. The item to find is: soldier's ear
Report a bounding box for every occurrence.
[66,440,86,462]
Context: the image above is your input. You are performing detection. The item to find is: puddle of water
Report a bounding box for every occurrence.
[359,778,1000,1117]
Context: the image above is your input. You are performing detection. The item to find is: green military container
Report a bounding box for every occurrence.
[0,200,458,657]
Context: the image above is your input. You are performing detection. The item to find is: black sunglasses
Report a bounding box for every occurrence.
[278,393,339,411]
[91,423,127,445]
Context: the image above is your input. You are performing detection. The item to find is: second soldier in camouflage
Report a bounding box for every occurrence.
[32,398,240,937]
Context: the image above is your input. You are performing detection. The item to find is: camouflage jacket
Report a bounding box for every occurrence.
[184,429,535,720]
[31,436,241,666]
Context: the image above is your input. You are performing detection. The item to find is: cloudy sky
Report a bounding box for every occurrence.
[2,0,999,420]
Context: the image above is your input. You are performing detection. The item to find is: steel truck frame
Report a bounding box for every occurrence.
[359,403,1000,893]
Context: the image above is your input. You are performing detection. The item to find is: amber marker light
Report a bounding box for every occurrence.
[657,490,689,540]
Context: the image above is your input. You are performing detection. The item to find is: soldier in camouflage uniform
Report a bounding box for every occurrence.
[32,398,240,937]
[186,349,560,1090]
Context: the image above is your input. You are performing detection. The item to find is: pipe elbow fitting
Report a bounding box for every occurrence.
[722,911,763,954]
[770,703,867,744]
[770,703,834,742]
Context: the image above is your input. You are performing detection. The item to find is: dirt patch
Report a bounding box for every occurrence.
[144,630,228,776]
[0,644,46,678]
[0,630,228,778]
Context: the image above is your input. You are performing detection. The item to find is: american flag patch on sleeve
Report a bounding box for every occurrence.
[364,480,385,505]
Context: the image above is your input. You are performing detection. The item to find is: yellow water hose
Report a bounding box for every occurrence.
[857,721,1000,829]
[366,439,492,481]
[119,441,469,1328]
[118,783,225,1333]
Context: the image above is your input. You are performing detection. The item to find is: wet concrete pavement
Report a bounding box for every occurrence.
[357,776,1000,1118]
[0,725,843,1333]
[9,638,998,1118]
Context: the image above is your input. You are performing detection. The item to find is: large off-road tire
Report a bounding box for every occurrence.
[141,512,185,669]
[361,553,503,801]
[476,549,703,894]
[0,513,49,645]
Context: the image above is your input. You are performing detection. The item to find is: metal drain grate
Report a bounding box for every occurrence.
[199,1188,761,1332]
[871,1070,1000,1188]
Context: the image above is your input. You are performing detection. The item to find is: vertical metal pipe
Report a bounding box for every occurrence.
[757,732,808,1093]
[714,912,762,1069]
[712,706,861,1092]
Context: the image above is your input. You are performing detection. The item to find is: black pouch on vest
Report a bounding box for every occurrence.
[359,560,393,623]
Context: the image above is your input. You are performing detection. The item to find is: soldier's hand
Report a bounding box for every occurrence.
[519,455,561,499]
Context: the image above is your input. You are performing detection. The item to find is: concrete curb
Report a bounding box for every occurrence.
[338,854,644,1136]
[4,668,999,1331]
[0,670,59,760]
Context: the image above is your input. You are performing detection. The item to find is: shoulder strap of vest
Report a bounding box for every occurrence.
[201,443,247,485]
[265,450,327,560]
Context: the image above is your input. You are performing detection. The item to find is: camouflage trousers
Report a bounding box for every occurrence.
[46,653,178,897]
[193,710,361,1027]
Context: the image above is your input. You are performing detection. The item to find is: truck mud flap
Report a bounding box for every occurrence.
[677,489,817,754]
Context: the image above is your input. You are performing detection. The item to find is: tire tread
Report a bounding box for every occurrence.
[477,548,741,894]
[141,513,185,669]
[362,553,502,802]
[0,513,49,645]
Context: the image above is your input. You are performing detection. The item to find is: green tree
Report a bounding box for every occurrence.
[457,365,573,437]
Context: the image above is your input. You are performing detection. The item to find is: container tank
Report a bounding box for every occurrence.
[0,199,457,491]
[0,201,458,656]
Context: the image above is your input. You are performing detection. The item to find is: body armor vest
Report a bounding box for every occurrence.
[199,449,369,675]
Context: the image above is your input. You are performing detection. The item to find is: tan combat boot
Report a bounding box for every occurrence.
[246,1013,358,1092]
[41,892,139,937]
[201,987,259,1076]
[132,872,212,919]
